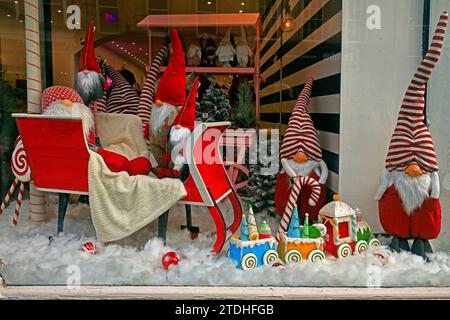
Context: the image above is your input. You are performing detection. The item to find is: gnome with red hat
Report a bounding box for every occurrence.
[374,12,448,258]
[169,77,199,173]
[274,78,328,222]
[150,29,187,177]
[76,20,105,107]
[41,86,151,176]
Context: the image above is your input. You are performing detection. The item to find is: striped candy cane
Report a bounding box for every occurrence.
[351,214,358,241]
[277,176,321,241]
[13,183,24,225]
[0,178,18,215]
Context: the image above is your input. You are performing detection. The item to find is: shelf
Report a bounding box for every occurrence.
[137,13,260,28]
[159,66,255,75]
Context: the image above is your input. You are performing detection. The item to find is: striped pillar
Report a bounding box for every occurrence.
[25,0,47,221]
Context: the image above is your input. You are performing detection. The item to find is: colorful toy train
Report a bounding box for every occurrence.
[229,196,381,270]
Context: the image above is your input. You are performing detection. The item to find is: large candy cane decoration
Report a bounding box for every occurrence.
[0,137,33,224]
[0,179,18,216]
[277,176,321,241]
[25,0,41,114]
[13,183,24,225]
[25,0,47,221]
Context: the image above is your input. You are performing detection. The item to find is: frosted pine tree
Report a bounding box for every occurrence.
[234,81,255,128]
[197,83,231,122]
[244,138,278,216]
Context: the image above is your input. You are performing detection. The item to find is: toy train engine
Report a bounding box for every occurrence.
[318,195,381,258]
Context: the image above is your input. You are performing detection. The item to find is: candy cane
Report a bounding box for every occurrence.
[25,0,42,114]
[0,178,18,215]
[25,0,47,221]
[277,176,321,241]
[13,183,24,225]
[11,137,31,183]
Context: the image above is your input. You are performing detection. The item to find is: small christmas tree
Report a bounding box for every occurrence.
[244,138,278,216]
[234,81,255,128]
[196,83,231,122]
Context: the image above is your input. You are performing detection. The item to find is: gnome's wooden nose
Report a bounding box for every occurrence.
[405,163,423,177]
[62,99,73,107]
[293,152,308,164]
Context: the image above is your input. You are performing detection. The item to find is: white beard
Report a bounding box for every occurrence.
[76,71,103,105]
[170,126,191,171]
[150,102,175,136]
[389,171,432,215]
[44,101,94,139]
[287,159,319,177]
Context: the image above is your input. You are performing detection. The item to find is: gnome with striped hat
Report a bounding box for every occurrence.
[275,78,328,222]
[374,12,448,258]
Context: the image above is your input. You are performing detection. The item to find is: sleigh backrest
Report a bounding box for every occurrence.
[13,113,90,194]
[180,121,232,206]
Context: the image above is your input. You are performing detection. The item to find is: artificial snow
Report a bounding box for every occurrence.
[1,197,450,287]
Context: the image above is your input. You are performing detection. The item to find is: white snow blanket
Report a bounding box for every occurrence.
[88,151,187,242]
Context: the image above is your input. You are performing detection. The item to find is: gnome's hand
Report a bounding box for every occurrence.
[430,171,440,199]
[281,158,297,178]
[318,160,329,184]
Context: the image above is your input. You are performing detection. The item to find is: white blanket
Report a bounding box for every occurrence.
[88,151,187,242]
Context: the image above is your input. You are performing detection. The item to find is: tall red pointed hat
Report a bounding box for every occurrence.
[385,12,448,173]
[172,77,198,131]
[155,29,186,107]
[79,20,100,73]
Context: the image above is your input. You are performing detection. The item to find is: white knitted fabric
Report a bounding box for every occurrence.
[88,151,186,242]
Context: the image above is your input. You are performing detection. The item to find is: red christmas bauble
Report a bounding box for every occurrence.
[82,241,96,255]
[162,251,180,270]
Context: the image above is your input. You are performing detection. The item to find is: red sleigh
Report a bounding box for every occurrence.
[13,114,242,254]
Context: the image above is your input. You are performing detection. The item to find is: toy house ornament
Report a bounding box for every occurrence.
[319,195,380,258]
[229,212,278,270]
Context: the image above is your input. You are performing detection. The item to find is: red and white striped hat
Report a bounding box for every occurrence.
[386,12,448,173]
[41,86,84,111]
[280,78,322,161]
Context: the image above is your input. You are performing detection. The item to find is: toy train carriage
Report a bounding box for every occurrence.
[319,195,380,258]
[229,237,278,270]
[278,232,326,263]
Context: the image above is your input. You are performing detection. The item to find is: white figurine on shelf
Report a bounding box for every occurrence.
[215,33,235,67]
[187,42,202,67]
[236,28,253,67]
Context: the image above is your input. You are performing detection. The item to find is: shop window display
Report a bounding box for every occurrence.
[0,0,450,299]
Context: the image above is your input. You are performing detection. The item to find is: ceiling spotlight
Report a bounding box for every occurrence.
[6,14,11,17]
[239,10,243,13]
[241,2,245,5]
[132,42,136,45]
[281,0,295,32]
[14,0,19,3]
[57,9,62,13]
[207,1,211,5]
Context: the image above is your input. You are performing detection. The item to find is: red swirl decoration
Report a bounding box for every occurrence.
[11,137,31,183]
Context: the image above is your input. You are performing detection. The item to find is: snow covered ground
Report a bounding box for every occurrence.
[1,198,450,287]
